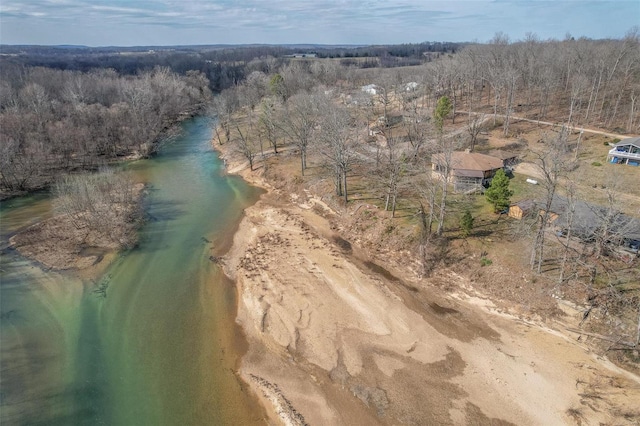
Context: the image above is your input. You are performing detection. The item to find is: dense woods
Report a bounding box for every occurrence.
[219,30,639,225]
[0,65,211,195]
[433,31,640,133]
[0,41,464,197]
[0,42,460,93]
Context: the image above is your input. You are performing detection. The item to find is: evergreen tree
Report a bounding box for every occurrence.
[485,169,513,213]
[460,209,474,238]
[433,96,452,132]
[269,73,287,101]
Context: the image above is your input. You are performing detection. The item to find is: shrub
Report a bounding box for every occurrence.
[480,257,493,267]
[460,209,474,238]
[591,161,602,166]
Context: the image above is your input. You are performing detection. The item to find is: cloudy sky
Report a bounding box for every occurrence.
[1,0,638,46]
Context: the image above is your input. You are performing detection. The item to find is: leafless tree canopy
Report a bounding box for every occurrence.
[0,66,211,195]
[53,169,143,249]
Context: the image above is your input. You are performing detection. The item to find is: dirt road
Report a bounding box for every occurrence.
[458,111,637,140]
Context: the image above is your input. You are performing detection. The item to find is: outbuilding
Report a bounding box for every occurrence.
[508,199,536,220]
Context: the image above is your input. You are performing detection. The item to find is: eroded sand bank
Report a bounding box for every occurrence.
[223,194,639,425]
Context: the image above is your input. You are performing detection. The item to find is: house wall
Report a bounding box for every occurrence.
[453,176,482,193]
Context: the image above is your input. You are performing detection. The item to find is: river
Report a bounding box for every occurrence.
[0,117,265,425]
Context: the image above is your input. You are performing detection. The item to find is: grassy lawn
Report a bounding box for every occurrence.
[509,172,545,202]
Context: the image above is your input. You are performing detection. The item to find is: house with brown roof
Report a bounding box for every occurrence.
[431,150,505,193]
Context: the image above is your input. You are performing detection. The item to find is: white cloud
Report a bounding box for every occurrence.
[1,0,638,45]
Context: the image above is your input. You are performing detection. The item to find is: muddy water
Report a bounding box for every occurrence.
[0,117,265,425]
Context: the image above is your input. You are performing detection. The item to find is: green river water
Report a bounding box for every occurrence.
[0,117,265,425]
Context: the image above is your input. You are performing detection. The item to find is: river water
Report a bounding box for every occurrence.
[0,117,265,425]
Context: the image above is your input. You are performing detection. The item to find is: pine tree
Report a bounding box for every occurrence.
[460,209,474,238]
[485,169,513,213]
[433,96,452,132]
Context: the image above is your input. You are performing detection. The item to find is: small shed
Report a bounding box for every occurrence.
[509,199,535,220]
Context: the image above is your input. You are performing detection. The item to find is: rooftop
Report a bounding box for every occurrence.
[486,149,519,161]
[512,199,536,211]
[542,195,640,240]
[432,151,504,178]
[614,137,640,148]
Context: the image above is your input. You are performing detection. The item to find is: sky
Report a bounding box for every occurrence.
[1,0,638,46]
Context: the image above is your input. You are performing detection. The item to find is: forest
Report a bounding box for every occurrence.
[0,65,211,194]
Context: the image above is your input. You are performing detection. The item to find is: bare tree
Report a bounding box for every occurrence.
[589,171,631,259]
[258,97,281,154]
[502,67,519,136]
[430,97,458,236]
[530,127,573,273]
[280,62,314,97]
[378,132,408,217]
[234,122,259,171]
[401,100,431,160]
[558,181,578,285]
[567,73,589,127]
[210,89,238,145]
[318,105,358,203]
[238,71,268,127]
[281,92,323,175]
[466,113,486,152]
[414,159,441,276]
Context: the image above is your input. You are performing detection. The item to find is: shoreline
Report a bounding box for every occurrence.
[213,132,640,425]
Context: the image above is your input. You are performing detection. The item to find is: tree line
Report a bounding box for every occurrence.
[421,30,640,133]
[1,41,463,94]
[0,65,211,195]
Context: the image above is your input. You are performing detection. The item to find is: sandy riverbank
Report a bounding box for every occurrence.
[217,141,640,425]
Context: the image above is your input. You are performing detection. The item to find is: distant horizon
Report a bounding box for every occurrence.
[1,1,638,47]
[0,41,453,49]
[0,33,633,50]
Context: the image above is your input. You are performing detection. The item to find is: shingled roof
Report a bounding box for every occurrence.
[542,195,640,241]
[432,151,504,178]
[486,149,519,161]
[614,137,640,148]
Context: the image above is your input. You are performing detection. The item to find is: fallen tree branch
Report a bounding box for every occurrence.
[566,327,636,348]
